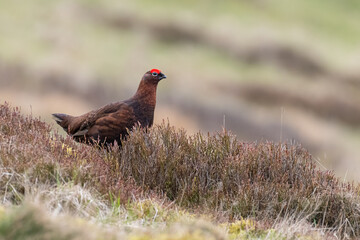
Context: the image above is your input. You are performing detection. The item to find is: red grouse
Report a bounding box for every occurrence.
[53,69,166,146]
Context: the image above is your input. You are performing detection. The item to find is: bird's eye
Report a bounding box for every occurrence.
[152,72,158,77]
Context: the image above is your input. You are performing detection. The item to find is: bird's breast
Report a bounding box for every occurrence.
[130,101,155,127]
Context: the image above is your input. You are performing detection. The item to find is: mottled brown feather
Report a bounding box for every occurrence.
[53,70,166,146]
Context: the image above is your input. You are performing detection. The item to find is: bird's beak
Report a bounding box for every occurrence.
[159,73,167,80]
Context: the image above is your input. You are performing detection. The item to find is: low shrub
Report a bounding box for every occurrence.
[1,103,359,238]
[116,121,360,238]
[0,103,141,205]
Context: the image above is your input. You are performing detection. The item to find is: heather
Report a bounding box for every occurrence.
[1,0,360,182]
[1,103,359,239]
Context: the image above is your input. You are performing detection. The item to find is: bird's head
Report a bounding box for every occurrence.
[143,69,167,84]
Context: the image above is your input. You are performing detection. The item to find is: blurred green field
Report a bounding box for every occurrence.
[1,0,360,181]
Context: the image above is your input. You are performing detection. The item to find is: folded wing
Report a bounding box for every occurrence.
[56,102,137,144]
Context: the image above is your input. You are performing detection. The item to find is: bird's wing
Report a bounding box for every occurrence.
[70,102,136,141]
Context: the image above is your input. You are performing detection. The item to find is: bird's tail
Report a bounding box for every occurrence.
[52,113,73,130]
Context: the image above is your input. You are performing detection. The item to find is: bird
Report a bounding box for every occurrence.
[52,69,166,146]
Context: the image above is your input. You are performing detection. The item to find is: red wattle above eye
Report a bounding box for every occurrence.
[150,69,161,74]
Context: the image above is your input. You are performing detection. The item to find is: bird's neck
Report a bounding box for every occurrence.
[133,80,158,106]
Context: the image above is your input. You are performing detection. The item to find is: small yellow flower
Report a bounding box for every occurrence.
[67,147,73,155]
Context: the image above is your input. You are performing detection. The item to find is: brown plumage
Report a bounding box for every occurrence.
[53,69,166,146]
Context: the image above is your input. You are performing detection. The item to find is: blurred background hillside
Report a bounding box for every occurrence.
[1,0,360,180]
